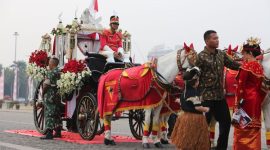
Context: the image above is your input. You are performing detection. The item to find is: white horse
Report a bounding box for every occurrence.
[155,44,194,145]
[97,43,196,148]
[142,45,195,148]
[261,51,270,148]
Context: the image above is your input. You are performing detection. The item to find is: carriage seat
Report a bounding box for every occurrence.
[85,52,140,82]
[85,53,107,82]
[103,62,141,73]
[103,62,126,73]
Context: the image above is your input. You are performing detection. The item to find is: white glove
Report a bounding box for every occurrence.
[118,47,130,62]
[99,45,115,62]
[118,47,124,55]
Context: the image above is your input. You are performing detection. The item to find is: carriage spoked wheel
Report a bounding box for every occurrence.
[129,109,153,140]
[76,92,98,140]
[33,80,47,135]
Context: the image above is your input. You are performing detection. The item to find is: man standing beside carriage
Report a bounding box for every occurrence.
[195,30,241,150]
[40,58,62,140]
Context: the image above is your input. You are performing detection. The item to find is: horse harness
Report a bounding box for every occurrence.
[110,49,189,115]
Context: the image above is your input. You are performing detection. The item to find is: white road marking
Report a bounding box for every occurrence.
[0,141,41,150]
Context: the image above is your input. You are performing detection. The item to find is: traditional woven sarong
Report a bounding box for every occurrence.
[171,112,210,150]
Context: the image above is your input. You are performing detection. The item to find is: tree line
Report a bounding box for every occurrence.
[1,61,29,100]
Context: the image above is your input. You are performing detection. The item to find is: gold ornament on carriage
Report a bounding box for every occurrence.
[40,33,52,53]
[122,30,131,53]
[66,18,81,59]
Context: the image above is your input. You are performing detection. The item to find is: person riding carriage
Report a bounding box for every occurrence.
[99,15,129,62]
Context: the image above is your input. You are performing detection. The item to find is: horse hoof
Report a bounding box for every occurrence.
[104,138,116,146]
[154,142,164,148]
[142,143,150,149]
[110,140,116,145]
[160,139,169,145]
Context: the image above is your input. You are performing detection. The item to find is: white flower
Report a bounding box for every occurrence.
[72,72,76,77]
[26,63,47,82]
[56,65,92,95]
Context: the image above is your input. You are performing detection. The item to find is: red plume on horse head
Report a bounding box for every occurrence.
[183,42,194,53]
[227,44,238,55]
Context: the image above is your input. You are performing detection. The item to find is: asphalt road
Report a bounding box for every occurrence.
[0,107,268,150]
[0,108,175,150]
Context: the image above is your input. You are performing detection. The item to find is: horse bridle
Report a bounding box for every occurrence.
[152,49,196,91]
[151,49,196,87]
[177,48,196,72]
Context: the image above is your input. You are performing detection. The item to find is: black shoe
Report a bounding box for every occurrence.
[53,127,62,138]
[53,131,61,138]
[104,138,116,145]
[142,143,150,149]
[160,139,169,144]
[154,142,164,148]
[212,147,226,150]
[40,130,53,140]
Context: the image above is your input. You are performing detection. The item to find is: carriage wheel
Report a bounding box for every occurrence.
[33,80,47,135]
[128,109,153,140]
[96,113,105,135]
[76,92,98,140]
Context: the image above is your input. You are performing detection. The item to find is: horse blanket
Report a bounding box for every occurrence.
[98,63,166,118]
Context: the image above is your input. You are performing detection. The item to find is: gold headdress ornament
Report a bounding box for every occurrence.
[241,37,261,52]
[246,37,261,46]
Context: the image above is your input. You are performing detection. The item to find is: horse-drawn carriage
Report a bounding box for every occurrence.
[30,8,148,141]
[33,53,148,140]
[28,6,200,148]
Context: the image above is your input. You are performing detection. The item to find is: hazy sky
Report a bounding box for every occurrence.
[1,0,270,67]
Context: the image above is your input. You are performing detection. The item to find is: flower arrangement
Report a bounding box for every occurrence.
[51,27,66,35]
[57,60,91,96]
[26,50,48,81]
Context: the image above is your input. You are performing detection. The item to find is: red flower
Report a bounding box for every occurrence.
[29,50,48,68]
[62,59,87,73]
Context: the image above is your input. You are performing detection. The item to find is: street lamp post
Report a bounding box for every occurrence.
[14,32,19,62]
[13,32,19,101]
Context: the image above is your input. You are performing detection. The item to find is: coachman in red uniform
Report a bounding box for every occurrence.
[99,15,125,62]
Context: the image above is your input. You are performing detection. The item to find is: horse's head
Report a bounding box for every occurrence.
[226,45,241,61]
[177,43,197,71]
